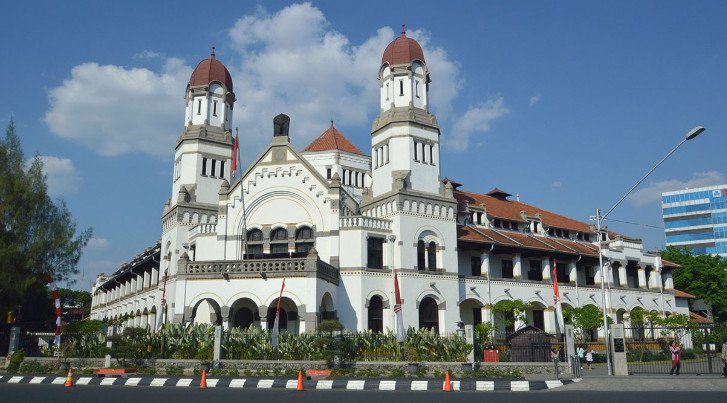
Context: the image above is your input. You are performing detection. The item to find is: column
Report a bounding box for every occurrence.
[663,271,673,290]
[618,264,628,287]
[143,271,150,289]
[568,261,578,284]
[594,263,603,286]
[513,253,522,279]
[151,267,159,286]
[542,258,551,281]
[137,274,144,292]
[637,266,647,289]
[481,305,493,326]
[543,308,556,333]
[480,252,490,278]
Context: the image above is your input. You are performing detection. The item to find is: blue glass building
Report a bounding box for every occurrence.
[662,184,727,257]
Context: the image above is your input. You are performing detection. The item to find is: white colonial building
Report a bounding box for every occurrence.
[90,29,690,338]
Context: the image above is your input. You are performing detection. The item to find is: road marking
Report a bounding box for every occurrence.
[150,378,167,387]
[545,380,563,389]
[228,379,246,388]
[379,380,396,390]
[206,379,218,387]
[100,377,116,386]
[510,381,530,391]
[476,381,494,391]
[316,380,333,389]
[346,380,365,390]
[8,377,24,384]
[257,379,274,389]
[29,377,45,384]
[125,378,141,386]
[51,377,66,385]
[176,378,193,387]
[76,377,92,385]
[410,381,428,391]
[285,380,298,389]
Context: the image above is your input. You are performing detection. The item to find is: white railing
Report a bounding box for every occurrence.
[189,223,217,238]
[339,216,391,230]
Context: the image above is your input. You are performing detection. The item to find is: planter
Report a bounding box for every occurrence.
[407,362,420,374]
[199,363,211,372]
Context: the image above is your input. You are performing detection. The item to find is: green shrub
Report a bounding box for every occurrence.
[209,368,226,376]
[137,367,156,376]
[18,361,50,374]
[227,368,240,377]
[415,368,427,378]
[165,365,184,376]
[6,351,25,372]
[82,368,95,375]
[389,368,405,377]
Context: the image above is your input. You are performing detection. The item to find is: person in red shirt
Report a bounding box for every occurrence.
[669,341,681,376]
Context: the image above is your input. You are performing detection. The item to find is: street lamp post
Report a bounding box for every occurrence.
[591,126,705,376]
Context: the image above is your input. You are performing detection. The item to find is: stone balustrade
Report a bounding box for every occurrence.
[339,215,391,231]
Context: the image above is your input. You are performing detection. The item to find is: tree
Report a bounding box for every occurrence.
[661,247,727,323]
[492,299,531,332]
[0,119,92,323]
[564,305,612,342]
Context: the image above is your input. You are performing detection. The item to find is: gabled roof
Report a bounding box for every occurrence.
[454,189,595,234]
[689,311,712,324]
[303,122,365,156]
[457,225,599,257]
[673,289,695,299]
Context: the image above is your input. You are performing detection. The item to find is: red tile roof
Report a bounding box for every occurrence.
[661,259,680,269]
[458,225,599,257]
[689,311,712,324]
[303,122,365,156]
[188,48,233,91]
[454,190,595,234]
[673,289,696,299]
[381,25,426,65]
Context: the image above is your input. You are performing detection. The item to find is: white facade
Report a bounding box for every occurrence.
[91,35,689,338]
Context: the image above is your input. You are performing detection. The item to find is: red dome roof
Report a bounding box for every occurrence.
[188,48,234,92]
[381,25,425,66]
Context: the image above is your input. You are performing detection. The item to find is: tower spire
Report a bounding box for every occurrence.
[401,24,406,35]
[211,46,216,59]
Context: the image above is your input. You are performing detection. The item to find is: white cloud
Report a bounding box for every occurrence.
[628,171,726,206]
[551,181,562,188]
[27,156,81,196]
[447,98,509,151]
[529,94,541,106]
[87,238,109,248]
[44,58,191,156]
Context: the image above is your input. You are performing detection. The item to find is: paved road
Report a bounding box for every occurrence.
[1,383,724,403]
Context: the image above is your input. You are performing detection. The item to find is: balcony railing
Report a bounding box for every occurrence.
[339,216,391,231]
[189,223,217,239]
[178,251,339,285]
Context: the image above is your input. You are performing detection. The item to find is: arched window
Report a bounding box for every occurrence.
[270,228,289,255]
[418,297,439,331]
[427,241,437,271]
[417,240,425,270]
[233,308,255,329]
[295,226,314,255]
[246,229,263,257]
[368,296,383,333]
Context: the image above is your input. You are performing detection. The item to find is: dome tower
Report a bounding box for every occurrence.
[370,26,441,197]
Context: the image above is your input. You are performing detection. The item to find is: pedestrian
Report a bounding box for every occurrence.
[585,347,594,370]
[721,336,727,378]
[669,340,681,376]
[576,345,585,369]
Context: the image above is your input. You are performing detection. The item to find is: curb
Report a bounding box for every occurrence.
[0,375,579,391]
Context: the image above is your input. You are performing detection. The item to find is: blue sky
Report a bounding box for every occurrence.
[2,1,726,290]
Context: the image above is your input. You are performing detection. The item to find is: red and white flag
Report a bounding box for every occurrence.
[231,131,239,178]
[552,259,565,333]
[47,276,61,347]
[393,269,405,343]
[271,278,285,349]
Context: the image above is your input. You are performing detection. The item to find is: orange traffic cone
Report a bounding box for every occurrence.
[443,370,452,392]
[64,368,74,387]
[296,370,304,391]
[200,370,207,389]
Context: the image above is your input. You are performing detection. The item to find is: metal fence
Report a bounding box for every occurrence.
[624,325,723,375]
[476,327,566,363]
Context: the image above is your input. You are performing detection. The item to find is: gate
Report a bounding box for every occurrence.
[624,325,722,375]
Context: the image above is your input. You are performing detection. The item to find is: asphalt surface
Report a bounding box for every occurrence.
[1,383,724,403]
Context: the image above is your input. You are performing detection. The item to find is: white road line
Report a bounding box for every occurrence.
[510,381,530,391]
[476,381,494,391]
[100,377,116,386]
[228,379,246,388]
[379,380,396,390]
[441,381,460,390]
[29,377,45,384]
[149,378,167,387]
[206,379,219,388]
[256,379,274,389]
[76,377,93,385]
[285,380,298,389]
[346,380,365,390]
[316,380,333,390]
[125,378,141,386]
[410,381,428,391]
[545,380,564,389]
[51,377,66,385]
[8,377,24,384]
[176,378,193,387]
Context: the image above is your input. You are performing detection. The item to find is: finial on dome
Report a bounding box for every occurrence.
[401,24,406,35]
[330,119,334,128]
[211,46,216,59]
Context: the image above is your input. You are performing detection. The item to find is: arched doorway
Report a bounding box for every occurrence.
[319,292,335,322]
[368,295,384,333]
[267,297,299,334]
[418,297,439,331]
[230,298,259,329]
[459,298,484,327]
[191,298,222,325]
